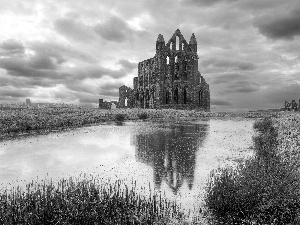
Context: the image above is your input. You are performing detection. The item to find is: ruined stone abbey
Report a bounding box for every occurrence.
[119,29,210,111]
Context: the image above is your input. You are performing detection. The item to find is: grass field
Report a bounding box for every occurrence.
[0,107,278,140]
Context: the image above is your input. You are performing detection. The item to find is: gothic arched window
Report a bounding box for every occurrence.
[176,36,179,50]
[184,58,188,72]
[125,97,128,107]
[199,90,203,106]
[166,91,170,104]
[174,88,179,104]
[174,56,179,79]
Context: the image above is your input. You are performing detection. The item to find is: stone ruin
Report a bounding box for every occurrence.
[284,99,300,111]
[99,99,118,109]
[118,85,134,108]
[119,29,210,111]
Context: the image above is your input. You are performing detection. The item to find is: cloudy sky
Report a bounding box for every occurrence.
[0,0,299,111]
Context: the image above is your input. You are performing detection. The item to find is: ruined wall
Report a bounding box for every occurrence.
[99,99,111,109]
[120,29,210,111]
[118,85,134,108]
[284,99,300,111]
[133,57,160,109]
[99,99,106,109]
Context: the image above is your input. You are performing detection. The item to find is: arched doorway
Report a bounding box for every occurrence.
[150,91,155,108]
[140,89,144,108]
[145,89,150,109]
[183,88,187,104]
[166,90,170,104]
[199,90,203,106]
[125,97,128,107]
[135,90,139,108]
[174,88,179,104]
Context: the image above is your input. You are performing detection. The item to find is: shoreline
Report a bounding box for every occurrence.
[0,108,280,141]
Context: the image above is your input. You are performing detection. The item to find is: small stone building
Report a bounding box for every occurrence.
[99,99,118,109]
[284,99,300,111]
[119,29,210,110]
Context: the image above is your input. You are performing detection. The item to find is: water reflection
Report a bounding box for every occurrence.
[132,122,208,194]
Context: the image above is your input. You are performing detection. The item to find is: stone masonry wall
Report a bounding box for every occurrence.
[119,29,210,111]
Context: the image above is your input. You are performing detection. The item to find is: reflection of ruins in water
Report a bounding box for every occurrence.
[132,122,208,194]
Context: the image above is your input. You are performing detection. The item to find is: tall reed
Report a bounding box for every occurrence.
[205,116,300,224]
[0,175,184,224]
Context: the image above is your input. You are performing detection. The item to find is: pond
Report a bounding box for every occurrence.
[0,118,255,213]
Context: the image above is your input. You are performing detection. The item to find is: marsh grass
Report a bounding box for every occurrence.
[205,117,300,224]
[0,176,184,224]
[138,112,149,120]
[114,114,126,126]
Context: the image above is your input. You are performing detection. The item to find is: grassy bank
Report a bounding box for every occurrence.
[0,107,278,140]
[205,113,300,224]
[0,175,187,224]
[276,113,300,168]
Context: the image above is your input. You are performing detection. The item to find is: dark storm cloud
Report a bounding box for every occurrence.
[0,75,15,87]
[53,91,77,101]
[290,72,300,81]
[76,92,100,104]
[54,18,96,41]
[65,82,96,95]
[0,57,64,79]
[264,83,300,104]
[210,73,243,84]
[201,57,256,71]
[227,81,260,93]
[0,40,87,90]
[73,65,127,80]
[29,54,57,70]
[99,80,124,90]
[0,45,129,93]
[0,74,58,88]
[94,16,134,42]
[0,87,31,98]
[211,98,232,106]
[119,59,136,71]
[182,0,237,7]
[30,42,66,65]
[0,38,125,88]
[255,9,300,40]
[30,41,96,64]
[99,89,119,98]
[235,0,285,11]
[0,39,25,54]
[0,40,72,82]
[210,71,261,95]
